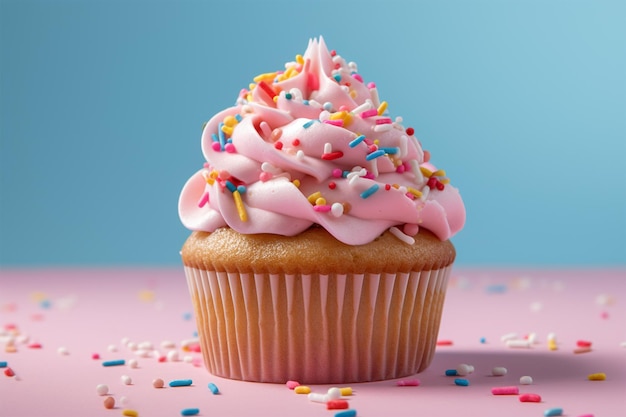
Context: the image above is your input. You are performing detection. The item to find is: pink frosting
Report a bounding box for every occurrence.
[179,38,465,245]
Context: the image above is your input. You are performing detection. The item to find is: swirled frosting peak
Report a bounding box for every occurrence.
[179,37,465,245]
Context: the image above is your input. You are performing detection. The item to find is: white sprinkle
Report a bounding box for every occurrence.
[261,162,282,174]
[370,86,380,107]
[492,367,507,376]
[96,384,109,396]
[527,333,538,344]
[331,203,344,217]
[183,355,194,363]
[327,387,342,400]
[409,159,424,185]
[138,341,153,350]
[324,143,332,154]
[373,123,393,132]
[128,359,138,369]
[107,344,118,352]
[352,101,373,114]
[296,150,305,160]
[120,337,130,345]
[121,375,132,385]
[506,340,532,348]
[456,363,472,376]
[57,347,69,356]
[127,342,137,351]
[119,396,130,406]
[530,301,543,312]
[166,350,180,362]
[500,332,519,342]
[160,340,176,349]
[398,135,408,158]
[519,376,533,385]
[308,393,327,403]
[389,226,415,245]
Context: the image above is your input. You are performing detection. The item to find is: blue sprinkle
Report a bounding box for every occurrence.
[303,100,309,105]
[211,133,219,142]
[323,102,333,111]
[349,134,366,148]
[234,114,242,122]
[236,185,246,194]
[342,170,349,178]
[334,410,356,417]
[333,74,341,82]
[180,408,200,416]
[485,284,507,294]
[183,312,192,321]
[454,378,470,386]
[285,93,292,100]
[303,119,316,129]
[224,181,236,193]
[39,299,52,309]
[169,379,193,387]
[480,337,487,344]
[365,149,386,161]
[193,331,198,337]
[218,123,226,150]
[102,359,125,367]
[360,184,380,199]
[544,408,563,417]
[445,369,458,376]
[0,361,7,368]
[378,147,398,154]
[208,382,220,394]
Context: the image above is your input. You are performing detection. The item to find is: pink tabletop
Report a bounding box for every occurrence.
[1,268,624,417]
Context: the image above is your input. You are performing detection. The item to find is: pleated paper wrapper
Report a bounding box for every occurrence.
[185,265,451,384]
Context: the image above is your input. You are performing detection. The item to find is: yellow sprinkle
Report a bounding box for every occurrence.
[223,115,239,127]
[339,387,353,396]
[138,290,155,303]
[407,187,423,198]
[342,111,353,126]
[246,93,253,102]
[31,292,48,302]
[315,197,327,206]
[292,179,301,187]
[432,169,446,177]
[284,66,296,79]
[420,167,433,177]
[392,184,400,189]
[307,191,322,204]
[248,83,256,91]
[440,178,451,185]
[5,344,17,353]
[221,125,234,136]
[233,190,247,222]
[373,139,380,145]
[548,339,558,351]
[294,386,311,394]
[122,410,139,417]
[329,111,347,120]
[253,72,277,83]
[377,101,388,115]
[349,89,357,99]
[273,95,279,103]
[588,372,606,381]
[295,54,304,65]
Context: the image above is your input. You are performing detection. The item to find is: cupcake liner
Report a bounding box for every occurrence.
[185,265,452,384]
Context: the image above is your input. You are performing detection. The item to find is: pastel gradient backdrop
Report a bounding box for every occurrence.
[1,0,625,267]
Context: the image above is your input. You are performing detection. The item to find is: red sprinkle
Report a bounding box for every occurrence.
[436,340,454,346]
[405,127,415,136]
[577,340,592,347]
[92,353,101,360]
[274,141,283,150]
[292,139,300,146]
[158,356,167,363]
[385,184,391,190]
[321,151,344,160]
[257,80,277,99]
[328,182,336,190]
[519,393,542,403]
[4,368,15,377]
[327,400,349,410]
[28,342,42,349]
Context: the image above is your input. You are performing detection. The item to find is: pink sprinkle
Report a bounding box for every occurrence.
[259,172,273,182]
[519,393,542,402]
[351,73,364,83]
[224,143,236,153]
[403,224,419,236]
[197,192,209,208]
[92,353,101,360]
[188,343,201,353]
[211,142,221,151]
[491,386,520,395]
[332,168,343,178]
[339,105,350,112]
[191,357,203,367]
[363,172,375,180]
[360,109,378,118]
[397,379,420,387]
[396,165,406,173]
[436,340,453,346]
[367,82,376,88]
[28,343,42,349]
[323,119,344,127]
[285,380,300,390]
[577,340,592,348]
[375,117,392,125]
[313,205,332,213]
[158,356,167,363]
[601,311,609,319]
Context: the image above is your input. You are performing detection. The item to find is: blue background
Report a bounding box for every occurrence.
[1,0,625,267]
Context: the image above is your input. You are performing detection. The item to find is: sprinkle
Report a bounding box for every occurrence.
[491,367,507,376]
[327,400,349,410]
[102,359,125,367]
[373,123,393,132]
[96,384,109,396]
[294,385,311,394]
[286,380,300,390]
[378,147,398,154]
[506,340,532,348]
[365,149,385,161]
[253,72,277,83]
[331,202,344,217]
[257,80,277,99]
[375,117,392,125]
[360,184,379,199]
[396,379,420,386]
[274,141,283,150]
[122,410,139,417]
[233,190,247,222]
[197,192,209,208]
[519,393,542,403]
[360,109,378,118]
[217,123,226,150]
[313,205,332,213]
[121,375,132,385]
[303,120,316,129]
[577,340,592,347]
[0,361,7,368]
[406,127,415,136]
[436,340,454,346]
[339,387,352,396]
[208,382,220,394]
[519,376,533,385]
[103,396,115,409]
[406,187,423,198]
[259,121,272,138]
[4,367,15,377]
[308,393,328,403]
[389,226,415,245]
[292,139,300,146]
[322,151,344,160]
[587,372,606,381]
[152,378,164,388]
[307,192,322,204]
[454,378,469,386]
[574,347,592,354]
[351,102,372,114]
[456,364,472,376]
[445,369,458,376]
[491,386,519,395]
[349,135,366,148]
[323,119,344,127]
[169,379,193,387]
[334,410,357,417]
[181,409,200,416]
[377,101,388,115]
[544,408,563,417]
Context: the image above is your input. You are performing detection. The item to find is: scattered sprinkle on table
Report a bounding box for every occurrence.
[169,379,193,387]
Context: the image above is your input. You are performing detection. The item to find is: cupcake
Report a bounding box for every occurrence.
[179,37,465,384]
